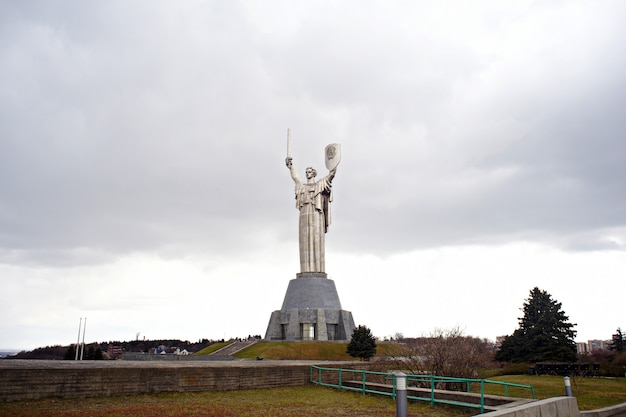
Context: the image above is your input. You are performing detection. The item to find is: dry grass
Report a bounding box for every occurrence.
[193,342,230,355]
[0,386,474,417]
[235,341,352,360]
[485,375,626,410]
[234,341,406,360]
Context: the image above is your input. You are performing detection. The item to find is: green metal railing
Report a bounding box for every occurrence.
[310,366,535,414]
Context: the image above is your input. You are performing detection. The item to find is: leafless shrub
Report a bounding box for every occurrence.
[388,326,495,390]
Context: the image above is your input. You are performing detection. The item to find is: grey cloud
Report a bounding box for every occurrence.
[2,0,626,272]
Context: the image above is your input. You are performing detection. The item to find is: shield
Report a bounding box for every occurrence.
[325,143,341,171]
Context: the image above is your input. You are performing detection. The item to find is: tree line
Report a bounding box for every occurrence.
[347,287,624,378]
[10,338,224,360]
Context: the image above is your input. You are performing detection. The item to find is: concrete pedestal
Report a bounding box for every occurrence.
[264,273,355,341]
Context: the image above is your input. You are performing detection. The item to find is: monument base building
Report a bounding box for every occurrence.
[264,272,355,341]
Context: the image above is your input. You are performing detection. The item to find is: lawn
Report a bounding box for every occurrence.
[193,342,231,355]
[485,375,626,410]
[234,341,353,360]
[0,386,474,417]
[1,375,624,416]
[233,341,406,360]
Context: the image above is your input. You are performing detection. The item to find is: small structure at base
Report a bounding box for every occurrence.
[265,272,355,341]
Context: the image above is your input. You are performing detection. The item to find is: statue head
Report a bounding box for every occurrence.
[305,167,317,179]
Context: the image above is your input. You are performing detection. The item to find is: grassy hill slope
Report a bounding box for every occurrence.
[232,341,404,360]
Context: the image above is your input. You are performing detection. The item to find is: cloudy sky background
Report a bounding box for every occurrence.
[1,0,625,350]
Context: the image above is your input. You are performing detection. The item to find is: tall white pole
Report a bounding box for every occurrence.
[80,317,87,360]
[75,317,82,361]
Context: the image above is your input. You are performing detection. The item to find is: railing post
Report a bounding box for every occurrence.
[338,369,342,389]
[480,379,485,414]
[362,370,367,393]
[394,372,407,417]
[430,375,435,407]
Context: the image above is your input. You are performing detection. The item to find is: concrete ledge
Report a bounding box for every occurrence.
[581,402,626,417]
[475,397,581,417]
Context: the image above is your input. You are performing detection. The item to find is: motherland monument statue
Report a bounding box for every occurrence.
[285,140,337,273]
[264,130,355,341]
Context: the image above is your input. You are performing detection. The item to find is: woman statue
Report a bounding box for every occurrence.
[286,156,336,273]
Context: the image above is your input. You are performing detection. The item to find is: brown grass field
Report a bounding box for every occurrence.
[485,375,626,411]
[0,386,474,417]
[1,375,624,416]
[233,341,404,360]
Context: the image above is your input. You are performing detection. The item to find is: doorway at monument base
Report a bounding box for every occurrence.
[264,273,356,341]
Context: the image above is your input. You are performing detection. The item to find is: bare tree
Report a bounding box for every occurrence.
[390,326,494,382]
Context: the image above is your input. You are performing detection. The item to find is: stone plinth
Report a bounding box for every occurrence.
[264,273,355,341]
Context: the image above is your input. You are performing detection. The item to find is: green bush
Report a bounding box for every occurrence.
[481,362,534,378]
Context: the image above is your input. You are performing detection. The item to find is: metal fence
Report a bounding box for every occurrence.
[310,365,535,414]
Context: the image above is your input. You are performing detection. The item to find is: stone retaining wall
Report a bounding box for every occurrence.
[0,360,376,401]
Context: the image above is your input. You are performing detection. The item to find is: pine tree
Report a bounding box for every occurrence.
[63,344,77,360]
[495,287,577,363]
[346,325,377,360]
[94,347,104,360]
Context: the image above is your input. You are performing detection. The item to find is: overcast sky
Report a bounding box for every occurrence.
[1,0,625,351]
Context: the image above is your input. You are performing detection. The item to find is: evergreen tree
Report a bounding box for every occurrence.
[346,325,377,360]
[63,344,76,360]
[94,347,104,360]
[495,287,577,363]
[608,328,624,353]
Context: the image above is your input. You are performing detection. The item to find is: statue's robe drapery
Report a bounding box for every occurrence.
[290,166,333,273]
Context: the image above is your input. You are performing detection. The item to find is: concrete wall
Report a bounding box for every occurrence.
[0,360,378,402]
[476,397,581,417]
[121,353,233,361]
[476,396,626,417]
[581,403,626,417]
[0,361,309,401]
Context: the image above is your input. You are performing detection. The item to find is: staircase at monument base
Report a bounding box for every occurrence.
[208,340,257,357]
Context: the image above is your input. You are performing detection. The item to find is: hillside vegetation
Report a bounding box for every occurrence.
[194,342,230,355]
[487,375,626,411]
[231,341,404,360]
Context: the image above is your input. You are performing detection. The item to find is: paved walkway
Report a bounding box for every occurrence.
[209,340,258,356]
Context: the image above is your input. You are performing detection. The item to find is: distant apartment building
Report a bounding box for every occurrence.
[497,336,611,355]
[576,339,611,354]
[495,336,507,349]
[106,345,124,359]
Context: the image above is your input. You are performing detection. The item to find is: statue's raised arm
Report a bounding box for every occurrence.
[286,157,301,185]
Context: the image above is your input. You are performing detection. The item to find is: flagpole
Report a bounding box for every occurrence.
[80,317,87,360]
[75,318,82,361]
